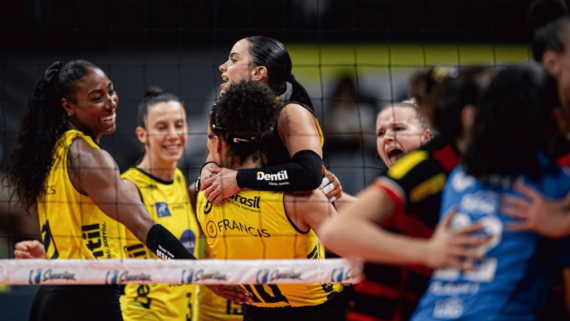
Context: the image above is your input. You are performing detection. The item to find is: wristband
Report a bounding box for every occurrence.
[146,224,197,260]
[236,150,322,191]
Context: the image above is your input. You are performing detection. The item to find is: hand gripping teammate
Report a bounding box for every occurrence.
[320,66,494,321]
[411,64,570,321]
[7,61,247,321]
[196,81,347,321]
[199,36,342,204]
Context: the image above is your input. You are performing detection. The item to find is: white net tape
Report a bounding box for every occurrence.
[0,258,362,286]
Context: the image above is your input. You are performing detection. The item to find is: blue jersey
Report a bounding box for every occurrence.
[411,154,570,321]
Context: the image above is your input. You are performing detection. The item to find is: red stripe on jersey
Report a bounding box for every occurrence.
[556,153,570,169]
[431,145,460,172]
[373,181,406,214]
[354,279,419,302]
[348,311,392,321]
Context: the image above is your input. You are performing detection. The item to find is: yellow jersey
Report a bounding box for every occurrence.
[199,240,244,321]
[37,129,125,260]
[196,190,342,308]
[121,167,200,321]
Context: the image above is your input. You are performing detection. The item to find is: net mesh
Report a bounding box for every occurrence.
[0,0,533,279]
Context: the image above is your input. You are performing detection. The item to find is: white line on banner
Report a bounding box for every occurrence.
[0,258,362,285]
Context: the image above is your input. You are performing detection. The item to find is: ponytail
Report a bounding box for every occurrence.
[9,60,97,211]
[287,73,314,111]
[245,36,314,112]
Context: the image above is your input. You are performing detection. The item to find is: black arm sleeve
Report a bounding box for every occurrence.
[235,149,323,191]
[146,224,197,260]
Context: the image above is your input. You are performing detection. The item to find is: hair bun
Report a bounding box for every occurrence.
[143,86,164,99]
[529,0,568,31]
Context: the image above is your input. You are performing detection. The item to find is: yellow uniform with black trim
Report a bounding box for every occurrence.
[121,168,200,321]
[198,241,244,321]
[37,129,125,260]
[196,190,342,308]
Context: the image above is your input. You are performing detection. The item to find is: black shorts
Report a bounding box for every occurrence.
[29,285,123,321]
[243,292,349,321]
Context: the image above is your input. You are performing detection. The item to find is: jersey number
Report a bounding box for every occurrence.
[433,212,502,282]
[242,284,289,304]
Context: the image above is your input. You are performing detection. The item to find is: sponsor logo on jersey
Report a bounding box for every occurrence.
[204,200,213,214]
[256,170,288,182]
[181,268,228,284]
[330,267,354,282]
[29,268,76,284]
[212,219,270,238]
[140,184,158,190]
[433,297,464,318]
[105,269,152,285]
[227,194,261,211]
[255,268,302,284]
[179,229,196,254]
[155,202,172,217]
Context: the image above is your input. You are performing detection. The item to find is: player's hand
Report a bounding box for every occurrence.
[206,284,253,305]
[200,162,220,182]
[202,167,240,205]
[14,240,46,259]
[424,208,489,270]
[320,165,343,203]
[502,181,570,238]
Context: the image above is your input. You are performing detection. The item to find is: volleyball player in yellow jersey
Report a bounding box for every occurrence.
[120,88,201,320]
[196,81,346,321]
[8,61,249,321]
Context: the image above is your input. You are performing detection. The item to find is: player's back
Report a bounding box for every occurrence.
[412,153,570,321]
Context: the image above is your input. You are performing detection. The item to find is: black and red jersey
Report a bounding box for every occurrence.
[349,135,460,321]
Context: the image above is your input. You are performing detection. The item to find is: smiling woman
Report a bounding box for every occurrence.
[6,61,215,321]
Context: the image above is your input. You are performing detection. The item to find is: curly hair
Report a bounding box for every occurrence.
[409,66,494,140]
[210,80,280,165]
[464,64,560,179]
[8,60,97,212]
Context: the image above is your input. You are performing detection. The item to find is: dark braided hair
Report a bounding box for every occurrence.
[210,80,280,165]
[8,60,98,211]
[245,36,314,111]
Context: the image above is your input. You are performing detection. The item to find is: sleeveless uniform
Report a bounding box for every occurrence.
[198,101,327,320]
[411,153,570,321]
[121,168,200,321]
[260,101,324,167]
[350,135,460,321]
[30,129,125,321]
[196,190,343,320]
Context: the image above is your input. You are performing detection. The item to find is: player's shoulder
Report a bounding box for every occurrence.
[387,135,458,183]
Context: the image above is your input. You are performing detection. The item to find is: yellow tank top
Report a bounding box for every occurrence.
[37,129,125,260]
[196,190,342,308]
[121,167,200,321]
[199,240,244,321]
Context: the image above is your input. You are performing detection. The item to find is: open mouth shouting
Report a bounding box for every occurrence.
[385,147,404,166]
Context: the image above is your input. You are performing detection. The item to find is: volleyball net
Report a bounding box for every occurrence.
[0,258,361,285]
[0,0,533,272]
